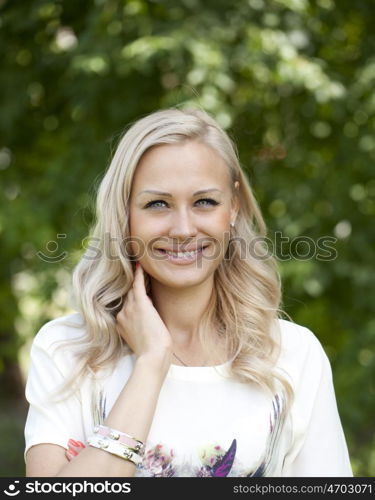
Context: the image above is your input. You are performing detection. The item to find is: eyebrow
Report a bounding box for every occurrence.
[137,188,223,198]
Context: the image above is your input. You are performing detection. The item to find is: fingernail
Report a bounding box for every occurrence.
[68,447,78,456]
[135,262,140,270]
[68,439,79,447]
[76,441,86,449]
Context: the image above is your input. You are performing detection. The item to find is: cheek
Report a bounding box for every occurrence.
[129,210,161,236]
[210,211,231,233]
[129,213,165,256]
[205,213,231,259]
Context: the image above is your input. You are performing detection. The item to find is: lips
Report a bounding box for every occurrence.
[151,243,211,265]
[156,245,209,255]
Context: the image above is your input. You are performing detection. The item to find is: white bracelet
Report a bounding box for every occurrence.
[93,424,144,454]
[87,435,143,466]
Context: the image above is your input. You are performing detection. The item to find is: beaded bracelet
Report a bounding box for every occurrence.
[93,424,144,454]
[87,435,143,466]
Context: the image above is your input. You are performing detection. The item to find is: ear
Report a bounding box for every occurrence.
[231,181,240,223]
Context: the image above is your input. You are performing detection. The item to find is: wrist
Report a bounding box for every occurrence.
[136,350,172,377]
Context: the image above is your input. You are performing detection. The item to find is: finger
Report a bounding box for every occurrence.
[133,262,142,281]
[117,292,133,320]
[132,261,140,278]
[68,439,86,451]
[71,439,85,449]
[121,290,134,309]
[132,263,147,297]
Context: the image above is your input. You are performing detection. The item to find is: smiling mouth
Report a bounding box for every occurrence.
[155,245,209,260]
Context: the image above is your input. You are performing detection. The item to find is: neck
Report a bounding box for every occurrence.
[150,276,214,348]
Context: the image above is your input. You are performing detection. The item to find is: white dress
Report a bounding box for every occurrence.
[24,313,353,477]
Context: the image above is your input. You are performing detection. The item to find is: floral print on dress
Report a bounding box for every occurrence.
[90,388,287,477]
[246,392,286,477]
[139,444,176,477]
[195,439,237,477]
[91,387,107,427]
[136,392,287,477]
[196,443,225,476]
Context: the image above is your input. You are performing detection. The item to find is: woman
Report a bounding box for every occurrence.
[24,108,352,477]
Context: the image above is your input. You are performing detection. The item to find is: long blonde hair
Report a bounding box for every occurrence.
[60,108,294,410]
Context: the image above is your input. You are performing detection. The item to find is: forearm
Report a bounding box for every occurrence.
[56,353,170,477]
[104,352,169,440]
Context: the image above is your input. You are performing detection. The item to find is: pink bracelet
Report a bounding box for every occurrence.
[93,425,144,454]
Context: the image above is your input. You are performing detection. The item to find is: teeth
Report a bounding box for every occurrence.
[165,249,201,258]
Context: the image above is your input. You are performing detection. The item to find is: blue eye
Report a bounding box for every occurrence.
[144,200,167,208]
[196,198,219,206]
[144,198,219,209]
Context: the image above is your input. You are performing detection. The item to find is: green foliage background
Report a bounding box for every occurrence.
[0,0,374,476]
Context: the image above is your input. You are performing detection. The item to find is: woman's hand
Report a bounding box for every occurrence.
[65,439,86,461]
[116,263,173,367]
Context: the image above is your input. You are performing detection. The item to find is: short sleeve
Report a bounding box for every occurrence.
[282,329,352,476]
[24,322,85,461]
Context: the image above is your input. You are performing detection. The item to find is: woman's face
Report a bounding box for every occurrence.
[129,140,239,290]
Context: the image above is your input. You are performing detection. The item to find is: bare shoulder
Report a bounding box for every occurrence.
[26,443,68,477]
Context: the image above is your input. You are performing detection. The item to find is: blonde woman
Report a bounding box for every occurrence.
[24,108,352,477]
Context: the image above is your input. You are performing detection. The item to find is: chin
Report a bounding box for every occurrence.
[149,267,214,289]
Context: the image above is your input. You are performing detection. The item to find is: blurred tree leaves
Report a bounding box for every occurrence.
[0,0,374,475]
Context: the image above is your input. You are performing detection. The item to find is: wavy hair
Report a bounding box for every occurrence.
[59,108,294,411]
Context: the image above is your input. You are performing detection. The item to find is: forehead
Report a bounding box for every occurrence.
[132,141,231,191]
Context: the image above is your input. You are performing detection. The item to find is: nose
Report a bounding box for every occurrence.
[168,208,198,239]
